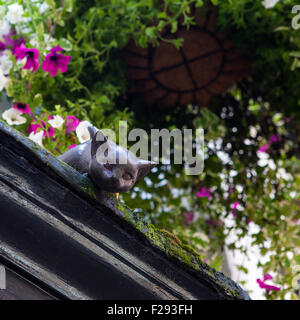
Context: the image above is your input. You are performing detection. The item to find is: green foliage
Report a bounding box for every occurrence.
[1,0,300,300]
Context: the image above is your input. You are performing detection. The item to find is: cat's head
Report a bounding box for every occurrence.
[88,127,157,193]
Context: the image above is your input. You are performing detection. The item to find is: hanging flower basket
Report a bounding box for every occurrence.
[122,6,251,108]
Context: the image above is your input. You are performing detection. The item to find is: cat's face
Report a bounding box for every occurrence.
[88,128,156,193]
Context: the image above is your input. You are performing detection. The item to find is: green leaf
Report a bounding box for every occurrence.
[211,255,223,271]
[293,237,300,247]
[145,27,156,39]
[32,94,43,108]
[237,265,248,274]
[58,38,73,51]
[45,0,56,8]
[36,22,44,42]
[272,113,283,125]
[290,52,300,58]
[171,21,178,33]
[295,255,300,265]
[273,26,290,32]
[248,99,261,112]
[64,0,73,13]
[195,0,204,7]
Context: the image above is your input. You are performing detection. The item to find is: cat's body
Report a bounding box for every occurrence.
[58,139,92,173]
[58,126,156,193]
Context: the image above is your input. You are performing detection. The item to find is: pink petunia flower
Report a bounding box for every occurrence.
[232,201,240,210]
[258,144,269,153]
[269,135,278,143]
[197,187,212,199]
[257,274,281,292]
[27,121,54,138]
[68,144,77,150]
[12,102,31,115]
[42,46,72,77]
[27,123,41,135]
[47,126,55,138]
[0,41,5,55]
[293,219,299,225]
[65,115,79,133]
[15,44,39,72]
[4,30,25,54]
[263,273,273,282]
[206,218,223,227]
[183,212,194,225]
[231,201,240,217]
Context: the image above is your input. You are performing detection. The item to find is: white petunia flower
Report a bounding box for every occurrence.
[38,3,50,15]
[48,115,65,130]
[6,3,24,24]
[0,73,9,91]
[15,25,31,35]
[2,108,26,125]
[29,34,54,51]
[0,51,13,75]
[262,0,279,9]
[76,120,92,143]
[29,130,44,148]
[0,19,10,38]
[276,168,292,181]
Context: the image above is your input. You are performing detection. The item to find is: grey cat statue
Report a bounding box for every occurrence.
[58,126,157,193]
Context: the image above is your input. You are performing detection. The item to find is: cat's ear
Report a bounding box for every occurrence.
[136,159,157,180]
[88,126,108,157]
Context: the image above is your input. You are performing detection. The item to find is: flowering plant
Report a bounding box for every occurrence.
[2,102,93,155]
[0,0,299,300]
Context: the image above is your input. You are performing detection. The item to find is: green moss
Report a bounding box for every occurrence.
[116,202,249,299]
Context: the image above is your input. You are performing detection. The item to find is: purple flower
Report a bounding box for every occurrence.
[232,201,240,210]
[269,135,278,143]
[47,126,55,138]
[12,102,31,115]
[27,121,54,138]
[206,218,223,227]
[257,274,281,292]
[0,41,5,55]
[65,115,79,133]
[27,123,41,135]
[258,144,269,153]
[183,212,194,225]
[68,144,77,150]
[263,273,273,282]
[4,30,25,54]
[231,201,240,217]
[42,46,72,77]
[197,187,212,199]
[15,44,39,72]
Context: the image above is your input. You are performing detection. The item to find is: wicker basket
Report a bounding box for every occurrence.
[122,6,251,108]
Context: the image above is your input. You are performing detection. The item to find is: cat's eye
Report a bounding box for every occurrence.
[104,163,115,171]
[123,173,132,181]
